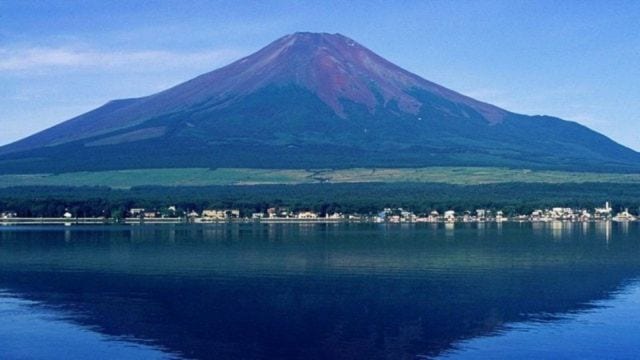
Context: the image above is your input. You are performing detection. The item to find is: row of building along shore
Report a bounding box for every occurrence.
[2,202,639,224]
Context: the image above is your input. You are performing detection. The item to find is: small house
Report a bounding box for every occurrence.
[1,211,18,219]
[297,211,319,219]
[129,208,145,216]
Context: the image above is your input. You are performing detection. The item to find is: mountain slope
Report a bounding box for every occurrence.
[1,32,639,173]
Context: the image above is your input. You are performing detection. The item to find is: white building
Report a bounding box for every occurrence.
[595,202,612,218]
[579,210,592,221]
[202,209,240,219]
[1,211,17,219]
[477,209,495,221]
[129,208,145,216]
[297,211,319,219]
[444,210,456,222]
[613,208,636,222]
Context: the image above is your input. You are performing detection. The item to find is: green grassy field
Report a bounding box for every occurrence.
[1,167,639,189]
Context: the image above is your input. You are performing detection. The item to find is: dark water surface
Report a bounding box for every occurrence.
[1,222,639,359]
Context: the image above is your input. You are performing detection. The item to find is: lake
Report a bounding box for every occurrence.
[1,222,639,359]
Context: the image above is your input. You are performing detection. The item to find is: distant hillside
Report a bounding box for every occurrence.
[2,167,640,189]
[1,32,639,173]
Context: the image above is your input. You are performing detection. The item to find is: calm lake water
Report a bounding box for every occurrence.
[1,222,639,359]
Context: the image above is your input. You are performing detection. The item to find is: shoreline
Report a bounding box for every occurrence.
[0,217,631,226]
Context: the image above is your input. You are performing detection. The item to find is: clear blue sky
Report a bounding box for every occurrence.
[1,1,639,149]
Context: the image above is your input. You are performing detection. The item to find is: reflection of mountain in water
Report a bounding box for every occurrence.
[0,290,177,359]
[1,223,639,359]
[437,278,640,359]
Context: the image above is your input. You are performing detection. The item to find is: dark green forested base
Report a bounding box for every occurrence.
[1,182,639,218]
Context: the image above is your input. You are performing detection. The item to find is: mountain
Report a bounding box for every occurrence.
[1,32,639,174]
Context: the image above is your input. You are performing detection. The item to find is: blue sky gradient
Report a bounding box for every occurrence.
[1,1,639,149]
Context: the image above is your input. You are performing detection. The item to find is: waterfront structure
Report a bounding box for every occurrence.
[297,211,319,220]
[5,200,640,225]
[1,211,17,219]
[594,202,613,219]
[444,210,456,223]
[613,209,636,222]
[579,210,592,221]
[476,209,488,222]
[202,210,224,219]
[129,208,145,216]
[202,209,240,220]
[268,207,292,218]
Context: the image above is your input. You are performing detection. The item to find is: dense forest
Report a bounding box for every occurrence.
[2,182,640,218]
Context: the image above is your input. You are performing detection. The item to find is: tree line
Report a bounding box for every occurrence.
[2,182,640,218]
